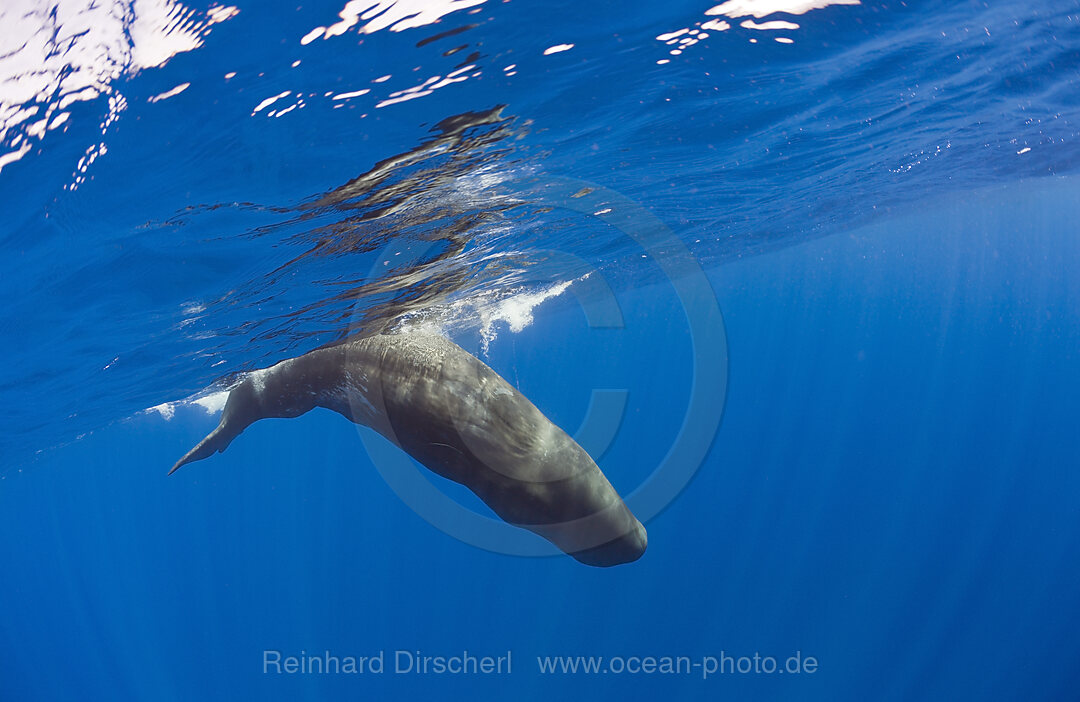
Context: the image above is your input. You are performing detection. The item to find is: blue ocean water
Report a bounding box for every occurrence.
[2,0,1080,699]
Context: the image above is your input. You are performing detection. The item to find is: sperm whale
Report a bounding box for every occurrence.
[171,332,646,566]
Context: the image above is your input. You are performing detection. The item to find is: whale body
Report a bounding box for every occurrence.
[171,333,646,566]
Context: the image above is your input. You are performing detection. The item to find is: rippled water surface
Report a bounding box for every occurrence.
[2,1,1080,700]
[4,0,1079,457]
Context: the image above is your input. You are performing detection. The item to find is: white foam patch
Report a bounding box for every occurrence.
[741,19,801,29]
[543,44,575,56]
[0,1,238,183]
[333,89,371,100]
[284,3,491,115]
[193,391,229,414]
[303,0,486,43]
[374,66,477,109]
[702,19,731,31]
[145,386,231,421]
[148,82,190,103]
[656,29,689,41]
[499,282,572,332]
[475,281,573,351]
[396,278,577,354]
[0,143,32,172]
[706,0,859,18]
[207,5,238,22]
[655,0,854,61]
[253,91,291,114]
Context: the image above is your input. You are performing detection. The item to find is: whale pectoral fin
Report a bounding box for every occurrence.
[169,423,230,475]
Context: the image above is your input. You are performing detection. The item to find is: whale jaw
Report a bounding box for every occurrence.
[169,382,260,474]
[169,423,234,474]
[569,522,648,567]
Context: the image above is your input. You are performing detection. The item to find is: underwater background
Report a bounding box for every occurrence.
[2,0,1079,699]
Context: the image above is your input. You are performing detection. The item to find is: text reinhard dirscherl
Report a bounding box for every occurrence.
[263,650,512,675]
[262,650,819,680]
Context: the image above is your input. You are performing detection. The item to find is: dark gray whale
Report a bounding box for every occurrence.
[171,332,646,566]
